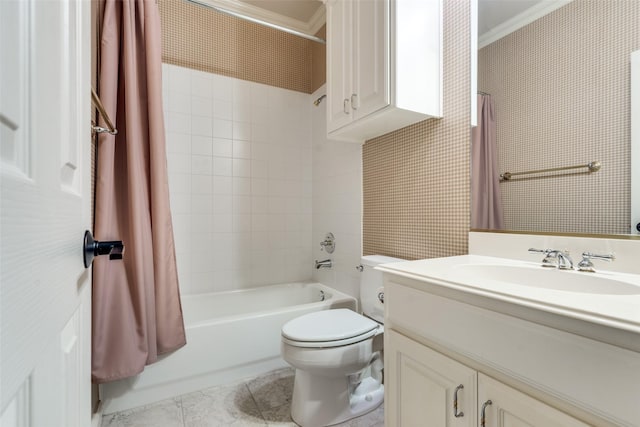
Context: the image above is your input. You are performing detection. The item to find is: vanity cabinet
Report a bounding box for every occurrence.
[386,330,588,427]
[478,374,589,427]
[386,330,477,427]
[325,0,442,143]
[381,269,639,426]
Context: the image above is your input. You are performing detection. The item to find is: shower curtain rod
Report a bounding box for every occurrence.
[184,0,326,44]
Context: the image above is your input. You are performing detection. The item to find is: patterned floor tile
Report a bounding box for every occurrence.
[102,398,183,427]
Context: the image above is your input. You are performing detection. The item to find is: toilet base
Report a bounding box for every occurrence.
[290,371,384,427]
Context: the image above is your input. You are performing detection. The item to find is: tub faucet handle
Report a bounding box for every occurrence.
[319,232,335,254]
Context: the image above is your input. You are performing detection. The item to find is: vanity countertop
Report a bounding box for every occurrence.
[377,255,640,351]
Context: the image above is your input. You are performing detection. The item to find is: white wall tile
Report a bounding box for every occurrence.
[167,132,191,154]
[167,92,191,114]
[168,173,191,194]
[213,119,233,139]
[191,96,213,117]
[191,136,213,156]
[165,64,315,295]
[233,122,251,141]
[192,155,213,175]
[212,74,233,102]
[192,116,213,137]
[212,194,233,215]
[168,112,190,134]
[213,176,233,195]
[191,174,213,194]
[191,73,213,98]
[233,140,251,159]
[168,153,191,174]
[169,66,191,94]
[213,99,233,120]
[233,214,252,233]
[212,138,233,158]
[212,214,233,233]
[232,158,251,178]
[213,157,232,176]
[233,177,251,196]
[191,194,213,214]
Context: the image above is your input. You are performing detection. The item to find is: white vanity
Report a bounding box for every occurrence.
[380,237,640,427]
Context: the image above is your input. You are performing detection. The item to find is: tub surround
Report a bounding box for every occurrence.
[163,63,313,295]
[311,84,363,300]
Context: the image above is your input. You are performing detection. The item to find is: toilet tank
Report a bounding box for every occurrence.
[360,255,405,323]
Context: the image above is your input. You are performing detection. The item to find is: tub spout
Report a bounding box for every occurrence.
[315,259,332,269]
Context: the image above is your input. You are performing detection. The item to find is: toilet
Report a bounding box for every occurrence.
[281,255,405,427]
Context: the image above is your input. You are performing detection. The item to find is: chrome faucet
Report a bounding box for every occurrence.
[577,252,615,272]
[315,259,332,269]
[528,248,574,270]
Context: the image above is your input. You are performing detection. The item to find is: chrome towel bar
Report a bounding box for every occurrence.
[500,161,601,181]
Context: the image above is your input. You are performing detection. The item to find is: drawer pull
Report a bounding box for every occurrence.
[343,98,350,114]
[480,399,492,427]
[453,384,464,418]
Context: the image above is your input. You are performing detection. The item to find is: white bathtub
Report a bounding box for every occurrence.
[102,282,357,413]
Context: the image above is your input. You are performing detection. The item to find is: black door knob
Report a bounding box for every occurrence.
[83,230,124,268]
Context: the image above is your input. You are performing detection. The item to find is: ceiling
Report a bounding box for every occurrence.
[227,0,566,42]
[238,0,323,23]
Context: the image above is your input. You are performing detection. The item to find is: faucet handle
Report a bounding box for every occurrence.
[528,248,572,269]
[528,248,557,267]
[578,252,615,272]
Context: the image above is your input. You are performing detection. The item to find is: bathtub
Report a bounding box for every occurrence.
[101,282,357,413]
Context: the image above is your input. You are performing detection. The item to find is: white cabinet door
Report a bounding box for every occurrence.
[352,0,389,120]
[478,374,589,427]
[326,0,353,132]
[386,330,477,427]
[0,1,91,426]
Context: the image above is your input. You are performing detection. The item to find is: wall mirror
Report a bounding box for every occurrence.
[473,0,639,237]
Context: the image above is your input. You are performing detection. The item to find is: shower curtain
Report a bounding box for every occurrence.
[92,0,186,383]
[471,94,505,230]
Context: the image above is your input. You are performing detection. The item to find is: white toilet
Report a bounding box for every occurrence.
[281,255,404,427]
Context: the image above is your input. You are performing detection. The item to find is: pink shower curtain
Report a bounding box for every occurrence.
[92,0,186,383]
[471,94,505,230]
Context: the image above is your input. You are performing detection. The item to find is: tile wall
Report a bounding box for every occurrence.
[311,85,363,299]
[162,63,313,295]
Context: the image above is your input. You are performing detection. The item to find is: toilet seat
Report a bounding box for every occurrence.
[282,309,380,348]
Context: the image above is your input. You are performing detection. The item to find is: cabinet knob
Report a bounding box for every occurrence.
[343,98,350,114]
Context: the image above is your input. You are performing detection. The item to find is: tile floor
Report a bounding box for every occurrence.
[102,368,384,427]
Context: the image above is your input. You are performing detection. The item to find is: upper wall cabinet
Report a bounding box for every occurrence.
[325,0,443,143]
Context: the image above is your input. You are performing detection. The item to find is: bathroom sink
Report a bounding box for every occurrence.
[450,264,640,295]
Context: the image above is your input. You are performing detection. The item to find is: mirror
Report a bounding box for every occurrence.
[474,0,640,237]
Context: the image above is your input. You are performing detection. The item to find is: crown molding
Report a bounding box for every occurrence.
[308,4,327,35]
[478,0,572,49]
[196,0,325,38]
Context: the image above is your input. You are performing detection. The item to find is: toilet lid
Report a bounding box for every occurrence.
[282,309,379,344]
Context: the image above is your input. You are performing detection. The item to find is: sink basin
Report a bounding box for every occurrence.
[450,264,640,295]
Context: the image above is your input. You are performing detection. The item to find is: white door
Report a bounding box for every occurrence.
[385,330,477,427]
[1,1,91,426]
